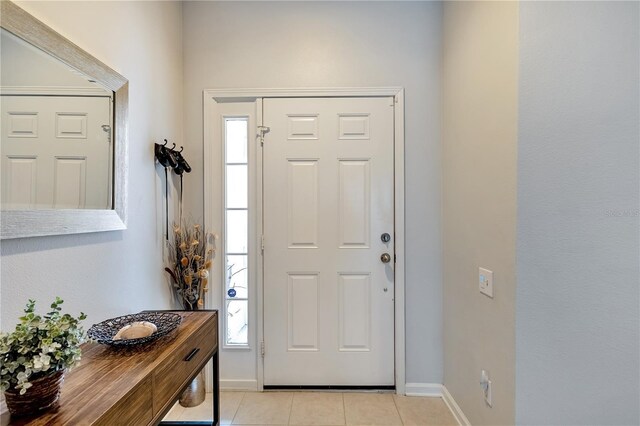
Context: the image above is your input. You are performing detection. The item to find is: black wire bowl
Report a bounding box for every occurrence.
[87,312,182,347]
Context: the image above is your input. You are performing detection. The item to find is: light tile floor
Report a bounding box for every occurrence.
[164,391,458,425]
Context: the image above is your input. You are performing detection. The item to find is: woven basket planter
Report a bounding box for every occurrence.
[4,369,65,417]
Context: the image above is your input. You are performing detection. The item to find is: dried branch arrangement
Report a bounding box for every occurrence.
[165,222,215,310]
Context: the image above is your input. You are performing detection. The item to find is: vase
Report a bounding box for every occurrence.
[179,369,206,407]
[4,369,65,417]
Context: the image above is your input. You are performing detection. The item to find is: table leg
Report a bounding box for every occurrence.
[212,349,220,426]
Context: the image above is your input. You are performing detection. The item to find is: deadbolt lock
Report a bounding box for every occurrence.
[381,233,391,243]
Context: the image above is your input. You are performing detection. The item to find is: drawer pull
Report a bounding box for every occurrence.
[184,348,200,361]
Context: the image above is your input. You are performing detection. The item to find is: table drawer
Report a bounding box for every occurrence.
[152,315,217,416]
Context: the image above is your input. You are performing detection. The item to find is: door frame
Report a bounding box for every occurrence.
[203,87,406,395]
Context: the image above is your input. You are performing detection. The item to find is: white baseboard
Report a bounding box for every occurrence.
[220,379,258,391]
[442,385,471,426]
[404,382,443,397]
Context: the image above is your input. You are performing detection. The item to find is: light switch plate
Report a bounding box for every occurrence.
[479,267,493,298]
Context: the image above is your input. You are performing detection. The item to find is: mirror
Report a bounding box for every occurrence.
[0,0,128,239]
[1,29,114,210]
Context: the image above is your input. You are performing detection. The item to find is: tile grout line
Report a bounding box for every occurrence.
[230,391,246,425]
[391,393,405,426]
[341,392,347,426]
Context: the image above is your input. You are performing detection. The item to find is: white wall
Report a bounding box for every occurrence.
[516,1,639,424]
[182,1,443,385]
[442,2,518,424]
[1,1,184,328]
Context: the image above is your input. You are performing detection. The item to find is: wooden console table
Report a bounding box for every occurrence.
[3,311,219,426]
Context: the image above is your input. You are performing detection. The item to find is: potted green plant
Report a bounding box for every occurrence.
[0,297,86,417]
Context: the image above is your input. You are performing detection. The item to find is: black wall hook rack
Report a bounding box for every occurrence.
[154,139,192,240]
[154,139,191,176]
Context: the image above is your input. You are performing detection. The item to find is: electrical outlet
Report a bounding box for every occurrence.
[480,370,492,407]
[479,267,493,298]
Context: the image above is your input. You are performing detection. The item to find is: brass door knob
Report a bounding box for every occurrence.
[380,253,391,264]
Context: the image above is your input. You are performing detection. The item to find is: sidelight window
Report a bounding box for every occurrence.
[224,117,249,346]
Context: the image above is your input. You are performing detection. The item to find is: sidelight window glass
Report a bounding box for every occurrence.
[224,117,249,346]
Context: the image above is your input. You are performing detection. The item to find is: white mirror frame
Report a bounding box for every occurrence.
[0,0,128,239]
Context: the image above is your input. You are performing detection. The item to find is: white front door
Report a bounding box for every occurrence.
[263,97,395,386]
[1,95,112,209]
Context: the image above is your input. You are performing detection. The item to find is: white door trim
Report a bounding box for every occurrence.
[203,87,406,395]
[208,87,402,100]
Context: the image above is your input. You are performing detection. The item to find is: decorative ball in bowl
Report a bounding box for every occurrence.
[113,321,157,340]
[88,312,181,347]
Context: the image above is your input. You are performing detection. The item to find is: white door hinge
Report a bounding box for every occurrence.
[260,341,265,357]
[257,126,270,147]
[101,124,112,143]
[261,235,265,254]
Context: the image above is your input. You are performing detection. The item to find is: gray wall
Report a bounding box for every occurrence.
[182,1,443,384]
[1,30,100,89]
[516,1,640,424]
[442,2,518,424]
[1,1,184,327]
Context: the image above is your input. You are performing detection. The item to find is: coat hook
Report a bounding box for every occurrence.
[179,146,184,153]
[163,139,168,146]
[171,143,176,150]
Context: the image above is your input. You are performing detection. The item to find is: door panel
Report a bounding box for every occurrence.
[288,273,319,351]
[263,97,395,386]
[287,160,319,248]
[338,160,371,248]
[338,273,372,351]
